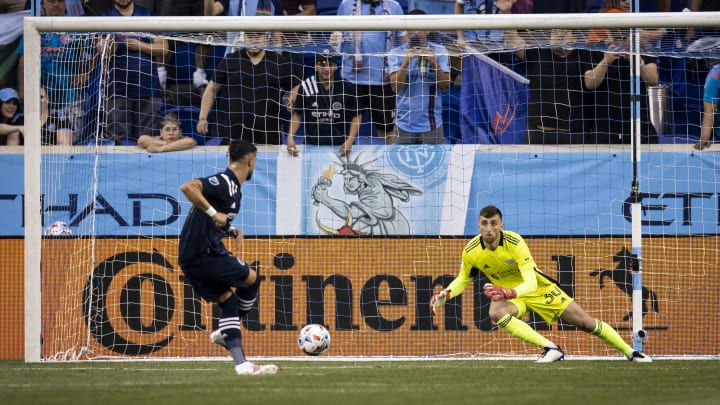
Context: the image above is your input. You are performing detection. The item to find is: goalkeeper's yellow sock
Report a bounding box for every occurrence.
[590,319,633,356]
[497,314,555,349]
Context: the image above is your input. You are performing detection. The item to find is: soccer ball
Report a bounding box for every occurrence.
[45,221,72,236]
[298,324,330,356]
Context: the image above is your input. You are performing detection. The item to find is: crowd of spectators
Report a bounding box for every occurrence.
[0,0,717,149]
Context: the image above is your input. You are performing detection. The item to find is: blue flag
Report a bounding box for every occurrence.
[460,53,529,144]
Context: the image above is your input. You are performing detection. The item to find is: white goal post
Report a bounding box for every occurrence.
[23,12,720,362]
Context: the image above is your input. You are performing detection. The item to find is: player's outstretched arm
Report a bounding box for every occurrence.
[430,289,451,314]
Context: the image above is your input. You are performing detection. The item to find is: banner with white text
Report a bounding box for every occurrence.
[1,146,718,237]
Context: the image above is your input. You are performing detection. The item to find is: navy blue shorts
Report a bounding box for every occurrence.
[180,254,251,302]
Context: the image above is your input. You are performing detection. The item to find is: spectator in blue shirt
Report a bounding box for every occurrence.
[155,0,229,88]
[224,0,283,56]
[102,0,169,144]
[16,0,95,144]
[333,0,406,144]
[454,0,516,46]
[387,9,451,144]
[695,63,720,150]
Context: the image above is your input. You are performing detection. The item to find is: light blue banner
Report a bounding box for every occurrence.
[300,145,451,236]
[0,152,277,237]
[465,151,720,235]
[1,147,717,237]
[465,151,634,235]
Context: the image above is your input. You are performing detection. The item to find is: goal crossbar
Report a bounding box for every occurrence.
[24,12,720,33]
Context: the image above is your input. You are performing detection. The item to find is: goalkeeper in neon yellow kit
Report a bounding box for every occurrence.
[430,205,652,362]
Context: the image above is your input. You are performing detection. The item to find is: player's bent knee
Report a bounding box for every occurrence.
[487,301,520,323]
[244,269,257,286]
[217,290,234,304]
[488,307,509,323]
[582,318,598,333]
[217,291,239,318]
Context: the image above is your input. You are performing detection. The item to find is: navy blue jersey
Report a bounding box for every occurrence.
[293,77,358,146]
[178,168,241,267]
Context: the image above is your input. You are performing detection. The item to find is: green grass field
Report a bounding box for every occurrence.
[1,359,718,405]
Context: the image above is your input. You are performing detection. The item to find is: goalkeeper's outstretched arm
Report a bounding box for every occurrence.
[430,268,473,314]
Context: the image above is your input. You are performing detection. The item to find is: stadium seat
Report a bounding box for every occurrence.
[356,135,387,145]
[395,0,409,13]
[81,137,115,146]
[356,110,380,143]
[316,0,408,15]
[203,137,224,146]
[409,0,454,14]
[282,123,305,145]
[168,41,224,88]
[657,134,701,144]
[442,86,462,144]
[316,0,341,15]
[586,0,604,12]
[169,42,195,86]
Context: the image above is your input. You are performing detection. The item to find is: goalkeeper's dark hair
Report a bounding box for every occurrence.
[480,205,503,219]
[228,139,258,163]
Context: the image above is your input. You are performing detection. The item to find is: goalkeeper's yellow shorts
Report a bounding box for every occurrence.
[509,284,574,324]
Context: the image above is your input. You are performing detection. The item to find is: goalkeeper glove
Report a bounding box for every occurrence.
[483,283,517,301]
[430,289,451,315]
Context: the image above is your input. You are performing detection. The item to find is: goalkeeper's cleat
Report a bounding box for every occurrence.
[210,330,228,350]
[628,351,652,363]
[235,361,279,376]
[536,346,565,363]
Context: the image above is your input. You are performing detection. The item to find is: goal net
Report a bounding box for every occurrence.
[17,12,720,361]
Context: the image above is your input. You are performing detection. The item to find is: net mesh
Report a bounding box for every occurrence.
[18,18,720,360]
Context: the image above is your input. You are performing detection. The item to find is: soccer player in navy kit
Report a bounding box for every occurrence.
[431,205,652,363]
[179,139,278,375]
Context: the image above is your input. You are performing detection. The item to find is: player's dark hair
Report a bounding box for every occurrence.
[228,139,258,163]
[480,205,502,219]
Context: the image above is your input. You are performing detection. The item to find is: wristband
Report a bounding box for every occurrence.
[205,206,217,217]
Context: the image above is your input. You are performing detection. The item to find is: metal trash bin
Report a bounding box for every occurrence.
[647,84,674,136]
